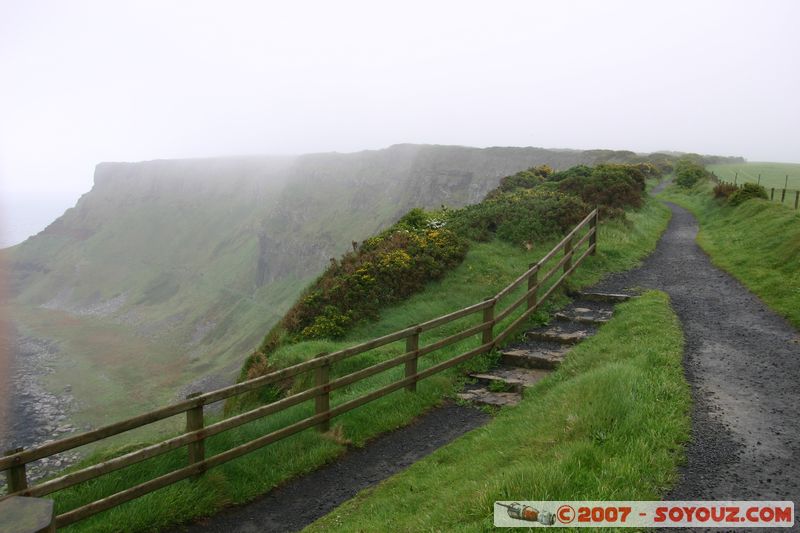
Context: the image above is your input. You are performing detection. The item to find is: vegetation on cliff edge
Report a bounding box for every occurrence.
[243,162,662,386]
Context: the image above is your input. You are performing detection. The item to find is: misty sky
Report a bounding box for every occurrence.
[1,0,798,246]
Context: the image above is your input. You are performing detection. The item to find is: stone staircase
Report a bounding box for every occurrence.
[457,291,632,408]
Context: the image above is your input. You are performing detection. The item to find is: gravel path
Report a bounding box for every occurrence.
[170,403,489,533]
[596,201,800,504]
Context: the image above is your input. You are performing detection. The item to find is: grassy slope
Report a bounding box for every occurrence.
[660,181,800,329]
[9,192,311,427]
[708,161,800,190]
[306,291,689,532]
[56,198,671,533]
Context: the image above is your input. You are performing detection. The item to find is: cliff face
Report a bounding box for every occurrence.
[4,143,654,425]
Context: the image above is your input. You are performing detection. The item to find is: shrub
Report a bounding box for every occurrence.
[394,208,430,230]
[558,163,646,215]
[548,165,593,183]
[281,217,468,340]
[632,162,662,178]
[713,182,739,200]
[649,157,675,175]
[486,165,553,198]
[448,189,590,245]
[674,158,708,188]
[728,183,768,206]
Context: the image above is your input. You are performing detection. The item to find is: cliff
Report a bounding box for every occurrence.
[4,144,684,425]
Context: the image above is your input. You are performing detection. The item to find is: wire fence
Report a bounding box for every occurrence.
[710,171,800,210]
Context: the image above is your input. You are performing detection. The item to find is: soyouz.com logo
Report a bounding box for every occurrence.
[493,501,795,528]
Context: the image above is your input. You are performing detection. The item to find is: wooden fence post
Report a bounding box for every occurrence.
[795,190,799,210]
[589,209,598,255]
[781,188,786,204]
[3,447,28,493]
[315,354,331,432]
[404,328,421,392]
[563,236,574,275]
[482,299,495,347]
[527,265,538,311]
[185,393,205,479]
[771,188,775,201]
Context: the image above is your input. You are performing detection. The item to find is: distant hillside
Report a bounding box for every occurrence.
[2,144,740,429]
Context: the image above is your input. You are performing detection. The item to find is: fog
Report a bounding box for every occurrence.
[1,0,798,246]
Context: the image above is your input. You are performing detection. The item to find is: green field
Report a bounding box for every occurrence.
[306,291,689,532]
[54,198,672,532]
[708,162,800,192]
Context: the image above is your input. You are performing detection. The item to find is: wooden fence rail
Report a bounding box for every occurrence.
[1,208,599,528]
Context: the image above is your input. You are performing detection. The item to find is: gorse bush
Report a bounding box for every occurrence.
[281,215,467,340]
[557,163,646,217]
[728,182,768,206]
[448,189,590,245]
[548,164,593,182]
[675,157,708,188]
[487,165,553,198]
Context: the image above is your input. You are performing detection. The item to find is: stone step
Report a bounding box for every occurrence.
[570,290,632,303]
[554,306,612,325]
[525,323,595,345]
[457,387,521,408]
[500,345,570,369]
[469,366,552,393]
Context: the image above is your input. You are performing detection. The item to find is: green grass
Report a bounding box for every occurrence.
[708,162,800,193]
[305,290,689,532]
[53,198,671,532]
[660,180,800,329]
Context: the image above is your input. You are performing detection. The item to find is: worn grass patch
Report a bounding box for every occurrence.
[660,181,800,329]
[305,291,689,532]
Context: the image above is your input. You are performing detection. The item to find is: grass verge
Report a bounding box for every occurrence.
[660,181,800,329]
[305,290,690,532]
[54,198,670,532]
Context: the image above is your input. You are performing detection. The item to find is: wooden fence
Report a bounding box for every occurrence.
[0,208,599,528]
[711,172,800,210]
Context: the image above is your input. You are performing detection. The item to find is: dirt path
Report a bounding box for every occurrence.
[171,403,489,533]
[596,201,800,502]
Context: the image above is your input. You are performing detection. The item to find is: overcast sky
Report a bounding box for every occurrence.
[1,0,798,246]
